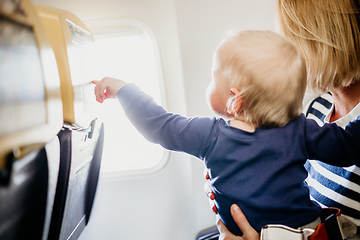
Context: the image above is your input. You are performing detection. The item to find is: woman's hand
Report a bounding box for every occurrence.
[217,204,259,240]
[204,168,218,214]
[204,169,259,240]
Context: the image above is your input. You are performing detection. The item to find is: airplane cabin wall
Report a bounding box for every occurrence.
[173,0,277,232]
[30,0,277,239]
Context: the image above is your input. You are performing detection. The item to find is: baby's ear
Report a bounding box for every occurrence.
[226,88,242,115]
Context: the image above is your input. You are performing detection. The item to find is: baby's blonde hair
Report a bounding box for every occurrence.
[277,0,360,92]
[217,30,307,127]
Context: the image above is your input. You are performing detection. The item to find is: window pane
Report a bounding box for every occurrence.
[82,32,165,172]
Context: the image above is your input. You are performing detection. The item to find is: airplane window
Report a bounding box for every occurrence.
[81,29,167,174]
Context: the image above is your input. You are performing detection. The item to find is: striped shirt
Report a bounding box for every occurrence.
[304,93,360,225]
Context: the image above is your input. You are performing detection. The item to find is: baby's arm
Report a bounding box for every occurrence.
[93,80,215,158]
[117,83,216,158]
[92,77,127,103]
[306,116,360,166]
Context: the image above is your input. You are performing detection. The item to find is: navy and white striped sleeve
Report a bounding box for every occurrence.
[304,93,360,222]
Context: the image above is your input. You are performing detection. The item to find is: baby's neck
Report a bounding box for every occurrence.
[228,119,257,132]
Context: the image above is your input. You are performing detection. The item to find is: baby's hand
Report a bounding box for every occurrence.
[92,77,127,103]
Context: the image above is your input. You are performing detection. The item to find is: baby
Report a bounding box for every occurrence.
[93,30,360,235]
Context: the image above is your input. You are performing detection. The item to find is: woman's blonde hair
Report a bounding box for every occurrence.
[217,30,307,127]
[277,0,360,92]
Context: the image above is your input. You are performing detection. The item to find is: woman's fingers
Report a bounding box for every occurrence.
[204,181,215,200]
[230,205,259,240]
[203,168,217,213]
[217,216,242,240]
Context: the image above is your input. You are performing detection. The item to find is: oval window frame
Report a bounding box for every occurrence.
[84,18,169,179]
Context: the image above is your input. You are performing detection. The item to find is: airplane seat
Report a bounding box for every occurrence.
[0,146,48,240]
[35,5,104,240]
[0,136,60,240]
[0,0,63,239]
[84,123,104,224]
[47,129,71,240]
[48,123,104,240]
[196,226,219,240]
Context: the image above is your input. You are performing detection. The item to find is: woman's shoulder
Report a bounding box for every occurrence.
[304,92,333,125]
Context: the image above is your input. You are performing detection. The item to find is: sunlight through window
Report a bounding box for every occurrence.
[82,30,166,173]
